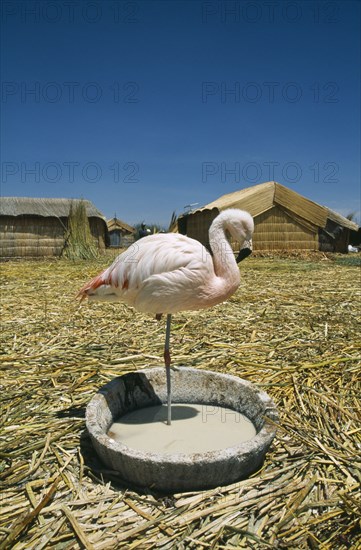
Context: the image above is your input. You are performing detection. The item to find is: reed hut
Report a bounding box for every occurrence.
[107,217,135,248]
[0,197,108,258]
[177,182,359,253]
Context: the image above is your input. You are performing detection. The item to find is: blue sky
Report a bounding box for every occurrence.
[1,0,360,226]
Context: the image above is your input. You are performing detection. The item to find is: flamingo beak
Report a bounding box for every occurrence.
[236,239,252,263]
[236,247,252,263]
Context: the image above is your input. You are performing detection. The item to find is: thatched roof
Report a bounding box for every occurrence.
[107,217,135,234]
[193,182,359,231]
[0,197,106,220]
[326,208,359,231]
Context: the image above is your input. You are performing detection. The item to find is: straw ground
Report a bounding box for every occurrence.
[0,253,360,549]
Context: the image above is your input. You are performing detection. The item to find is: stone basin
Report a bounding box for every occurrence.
[86,367,278,492]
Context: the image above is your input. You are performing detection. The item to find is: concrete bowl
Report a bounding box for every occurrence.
[86,367,278,492]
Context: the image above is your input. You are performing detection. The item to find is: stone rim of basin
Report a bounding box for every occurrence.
[86,367,278,465]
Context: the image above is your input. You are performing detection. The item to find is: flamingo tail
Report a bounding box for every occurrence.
[77,273,117,301]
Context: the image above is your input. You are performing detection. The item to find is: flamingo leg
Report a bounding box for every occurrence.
[164,314,172,426]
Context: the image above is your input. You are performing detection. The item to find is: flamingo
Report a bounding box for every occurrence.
[78,209,254,425]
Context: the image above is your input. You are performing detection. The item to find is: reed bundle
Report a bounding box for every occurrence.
[62,201,99,260]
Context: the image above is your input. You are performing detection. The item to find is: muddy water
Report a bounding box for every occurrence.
[107,403,256,454]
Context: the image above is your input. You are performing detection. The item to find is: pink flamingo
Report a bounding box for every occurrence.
[79,209,254,425]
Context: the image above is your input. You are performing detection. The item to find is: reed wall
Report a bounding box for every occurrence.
[184,206,319,252]
[185,209,219,250]
[0,216,107,258]
[252,206,318,251]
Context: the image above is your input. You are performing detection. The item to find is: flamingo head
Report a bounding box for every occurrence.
[220,209,254,262]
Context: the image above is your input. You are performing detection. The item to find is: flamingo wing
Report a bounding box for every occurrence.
[134,261,212,314]
[78,233,214,312]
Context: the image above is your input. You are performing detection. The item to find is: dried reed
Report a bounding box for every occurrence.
[62,201,99,260]
[0,253,360,549]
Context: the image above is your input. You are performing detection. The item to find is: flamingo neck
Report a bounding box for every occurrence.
[209,217,239,282]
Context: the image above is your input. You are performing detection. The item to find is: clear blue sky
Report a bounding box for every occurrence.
[1,0,360,226]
